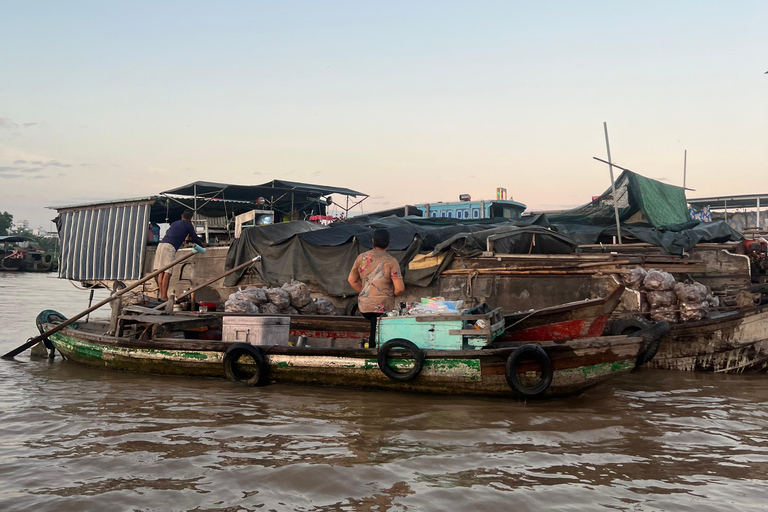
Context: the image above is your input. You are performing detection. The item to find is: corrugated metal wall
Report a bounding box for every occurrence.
[59,204,151,281]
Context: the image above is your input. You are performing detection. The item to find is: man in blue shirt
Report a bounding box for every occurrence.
[153,209,205,300]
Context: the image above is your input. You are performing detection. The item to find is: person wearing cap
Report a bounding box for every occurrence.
[347,229,405,348]
[153,209,204,300]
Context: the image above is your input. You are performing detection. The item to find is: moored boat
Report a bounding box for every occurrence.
[42,310,668,399]
[646,306,768,373]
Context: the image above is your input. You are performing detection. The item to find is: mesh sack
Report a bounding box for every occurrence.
[282,280,312,308]
[650,305,678,323]
[258,302,281,315]
[646,290,677,309]
[643,270,676,291]
[622,267,648,290]
[265,288,291,309]
[674,282,708,303]
[679,301,704,322]
[224,299,258,313]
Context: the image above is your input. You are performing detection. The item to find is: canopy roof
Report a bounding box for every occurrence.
[161,180,367,200]
[688,194,768,210]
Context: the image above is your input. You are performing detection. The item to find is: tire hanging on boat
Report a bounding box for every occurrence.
[505,344,553,397]
[607,316,653,336]
[223,343,269,386]
[377,338,425,382]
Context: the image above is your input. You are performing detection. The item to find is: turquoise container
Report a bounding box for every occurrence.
[377,315,492,350]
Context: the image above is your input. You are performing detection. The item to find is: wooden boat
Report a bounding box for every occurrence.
[498,285,625,342]
[646,306,768,373]
[41,308,669,399]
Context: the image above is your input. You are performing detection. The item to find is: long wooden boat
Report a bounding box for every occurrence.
[41,310,668,399]
[646,306,768,373]
[286,285,626,347]
[499,285,625,342]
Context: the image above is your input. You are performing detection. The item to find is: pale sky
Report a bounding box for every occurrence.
[1,1,766,230]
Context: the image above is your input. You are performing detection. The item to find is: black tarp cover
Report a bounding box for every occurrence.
[554,220,742,254]
[223,216,568,295]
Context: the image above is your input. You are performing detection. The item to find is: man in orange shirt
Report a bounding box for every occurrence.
[347,229,405,348]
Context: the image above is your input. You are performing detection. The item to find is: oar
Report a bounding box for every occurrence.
[152,255,262,310]
[2,244,207,360]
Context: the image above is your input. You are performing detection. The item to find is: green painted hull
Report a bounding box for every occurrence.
[50,328,641,398]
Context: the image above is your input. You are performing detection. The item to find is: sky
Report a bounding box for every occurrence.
[1,1,766,230]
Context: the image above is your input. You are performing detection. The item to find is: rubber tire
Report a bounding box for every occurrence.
[608,316,654,336]
[344,300,360,317]
[223,343,268,386]
[505,344,554,397]
[377,339,425,382]
[630,320,671,367]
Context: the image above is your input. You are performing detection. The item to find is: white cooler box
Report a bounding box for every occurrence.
[222,316,291,346]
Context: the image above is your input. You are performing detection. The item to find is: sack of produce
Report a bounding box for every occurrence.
[622,267,648,290]
[674,282,708,303]
[650,305,678,323]
[224,298,258,314]
[234,287,267,305]
[646,290,677,309]
[265,288,291,309]
[122,292,149,307]
[314,298,336,315]
[643,270,676,291]
[679,301,704,322]
[298,301,319,315]
[284,306,299,315]
[258,302,281,315]
[282,280,312,308]
[706,294,720,308]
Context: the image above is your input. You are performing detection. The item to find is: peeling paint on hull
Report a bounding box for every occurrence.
[50,330,640,399]
[648,307,768,373]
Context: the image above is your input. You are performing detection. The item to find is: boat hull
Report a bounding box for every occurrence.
[646,307,768,373]
[49,328,645,399]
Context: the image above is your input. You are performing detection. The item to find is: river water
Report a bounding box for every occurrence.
[1,272,767,511]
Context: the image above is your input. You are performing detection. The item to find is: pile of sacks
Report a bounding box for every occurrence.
[224,280,337,316]
[623,268,720,323]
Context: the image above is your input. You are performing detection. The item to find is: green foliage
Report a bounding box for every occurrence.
[0,211,12,236]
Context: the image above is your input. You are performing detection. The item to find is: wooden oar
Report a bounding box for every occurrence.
[2,244,207,360]
[152,255,262,310]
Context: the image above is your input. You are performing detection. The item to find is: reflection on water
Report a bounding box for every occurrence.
[1,273,768,511]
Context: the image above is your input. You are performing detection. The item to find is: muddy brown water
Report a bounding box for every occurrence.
[1,272,768,511]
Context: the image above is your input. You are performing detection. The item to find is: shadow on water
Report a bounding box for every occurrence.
[2,273,768,511]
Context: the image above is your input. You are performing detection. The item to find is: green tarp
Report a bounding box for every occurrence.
[548,170,690,228]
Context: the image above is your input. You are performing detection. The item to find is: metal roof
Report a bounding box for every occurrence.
[48,196,159,211]
[688,194,768,210]
[161,180,367,199]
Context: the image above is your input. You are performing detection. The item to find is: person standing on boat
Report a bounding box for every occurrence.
[153,209,205,300]
[347,229,405,348]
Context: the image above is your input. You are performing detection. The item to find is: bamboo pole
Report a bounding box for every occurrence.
[2,245,207,360]
[603,122,623,244]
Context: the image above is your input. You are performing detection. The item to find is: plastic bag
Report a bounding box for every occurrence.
[224,299,259,313]
[622,267,648,290]
[706,295,721,308]
[232,287,267,305]
[643,270,676,291]
[679,301,704,322]
[650,305,678,323]
[265,288,291,309]
[646,290,677,309]
[284,306,299,316]
[258,302,281,315]
[298,301,319,315]
[674,282,708,303]
[314,298,336,315]
[282,280,312,308]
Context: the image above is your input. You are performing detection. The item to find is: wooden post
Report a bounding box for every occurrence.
[603,122,623,244]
